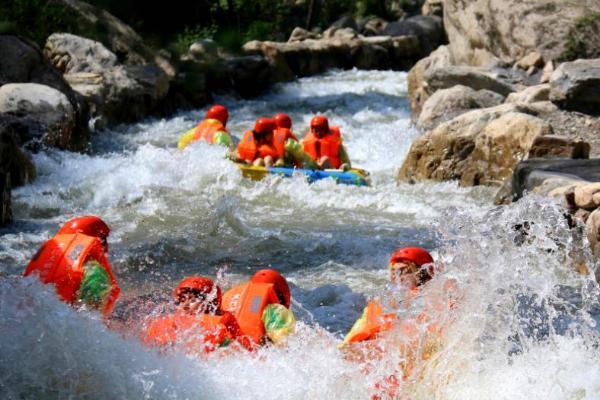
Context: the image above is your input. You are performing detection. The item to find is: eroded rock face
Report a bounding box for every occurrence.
[549,58,600,115]
[45,33,118,74]
[398,104,555,186]
[417,85,504,130]
[444,0,600,66]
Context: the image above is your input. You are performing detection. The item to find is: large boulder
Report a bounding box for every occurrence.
[0,35,89,150]
[398,104,557,186]
[417,85,504,130]
[45,33,170,126]
[506,84,550,104]
[407,45,453,118]
[288,27,321,43]
[444,0,600,66]
[44,33,119,74]
[549,58,600,115]
[358,17,388,36]
[0,83,82,150]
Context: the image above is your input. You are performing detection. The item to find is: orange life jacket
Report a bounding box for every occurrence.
[143,311,241,354]
[344,300,397,345]
[301,126,342,168]
[193,118,228,144]
[237,131,283,162]
[24,233,120,315]
[222,281,281,346]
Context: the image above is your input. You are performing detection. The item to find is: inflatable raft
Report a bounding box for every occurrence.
[237,164,371,186]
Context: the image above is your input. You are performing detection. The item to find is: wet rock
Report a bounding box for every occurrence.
[382,15,445,55]
[511,159,600,201]
[506,84,550,104]
[444,0,600,66]
[515,52,545,71]
[586,208,600,257]
[329,15,358,31]
[425,66,516,97]
[243,36,420,78]
[422,0,443,17]
[288,27,320,42]
[417,85,504,130]
[45,33,170,125]
[0,35,89,150]
[528,135,589,160]
[223,55,273,98]
[549,58,600,115]
[398,104,555,186]
[407,45,453,118]
[0,83,81,150]
[574,183,600,210]
[358,17,388,36]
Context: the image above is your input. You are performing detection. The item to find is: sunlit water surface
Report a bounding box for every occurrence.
[1,70,599,399]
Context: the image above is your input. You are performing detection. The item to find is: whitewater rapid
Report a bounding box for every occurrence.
[1,69,599,399]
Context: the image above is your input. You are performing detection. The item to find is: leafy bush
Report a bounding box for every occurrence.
[560,12,600,61]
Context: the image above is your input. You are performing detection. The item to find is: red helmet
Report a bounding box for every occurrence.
[390,247,433,267]
[57,216,110,242]
[274,113,292,129]
[251,269,291,308]
[175,276,222,312]
[205,105,229,125]
[310,115,329,135]
[253,118,276,135]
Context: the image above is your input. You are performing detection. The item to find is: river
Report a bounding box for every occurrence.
[1,69,599,399]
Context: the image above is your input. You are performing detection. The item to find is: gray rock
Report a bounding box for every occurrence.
[0,35,89,150]
[44,33,118,74]
[425,66,516,97]
[358,17,388,36]
[417,85,505,130]
[0,83,79,149]
[329,15,358,31]
[549,58,600,115]
[506,84,551,104]
[382,15,445,55]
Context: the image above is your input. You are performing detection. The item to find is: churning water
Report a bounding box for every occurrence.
[1,70,599,399]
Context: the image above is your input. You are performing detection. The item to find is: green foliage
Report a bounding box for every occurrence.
[243,21,277,43]
[560,12,600,61]
[0,0,102,45]
[174,25,218,55]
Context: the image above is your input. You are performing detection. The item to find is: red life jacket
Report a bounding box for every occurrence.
[143,311,241,354]
[301,126,342,168]
[237,131,284,162]
[24,233,120,315]
[193,119,228,144]
[344,300,397,344]
[222,281,281,346]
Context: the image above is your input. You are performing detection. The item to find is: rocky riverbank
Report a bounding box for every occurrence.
[396,0,600,257]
